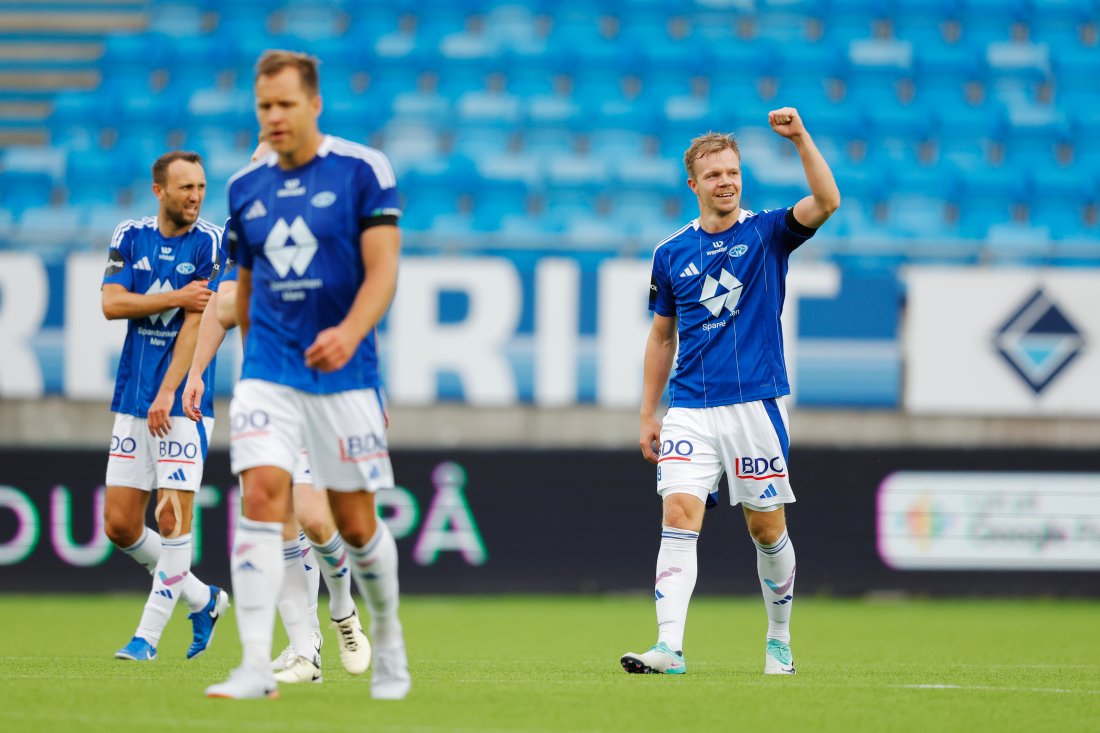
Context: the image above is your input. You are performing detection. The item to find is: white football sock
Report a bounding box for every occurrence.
[655,526,699,653]
[119,526,209,612]
[277,537,315,659]
[311,530,356,621]
[754,530,796,644]
[134,533,192,646]
[300,531,322,634]
[231,518,284,672]
[346,521,402,647]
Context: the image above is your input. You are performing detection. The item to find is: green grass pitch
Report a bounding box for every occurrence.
[1,594,1097,733]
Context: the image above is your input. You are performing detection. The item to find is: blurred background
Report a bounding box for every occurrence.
[0,0,1097,596]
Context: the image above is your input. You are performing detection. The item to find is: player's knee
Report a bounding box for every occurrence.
[103,508,140,547]
[299,514,335,543]
[155,506,179,537]
[662,500,700,530]
[748,520,787,546]
[241,483,287,522]
[336,515,378,548]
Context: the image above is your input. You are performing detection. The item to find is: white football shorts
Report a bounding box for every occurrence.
[656,398,795,511]
[105,413,215,493]
[292,450,315,487]
[230,378,394,492]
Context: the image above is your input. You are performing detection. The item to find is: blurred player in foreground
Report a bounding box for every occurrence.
[622,109,840,676]
[100,151,230,662]
[183,141,370,686]
[204,50,408,700]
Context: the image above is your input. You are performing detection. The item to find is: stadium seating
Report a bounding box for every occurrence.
[4,0,1097,266]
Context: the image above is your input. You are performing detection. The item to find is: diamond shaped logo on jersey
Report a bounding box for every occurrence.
[994,288,1084,395]
[699,268,743,317]
[264,216,318,278]
[144,279,179,326]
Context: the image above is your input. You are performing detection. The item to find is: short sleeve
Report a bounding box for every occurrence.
[229,214,251,269]
[102,223,135,290]
[194,226,219,281]
[774,207,816,253]
[649,249,675,317]
[207,219,232,292]
[356,153,402,231]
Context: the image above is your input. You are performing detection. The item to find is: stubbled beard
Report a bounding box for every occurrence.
[164,204,197,229]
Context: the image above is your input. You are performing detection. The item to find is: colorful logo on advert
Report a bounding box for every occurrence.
[903,493,951,549]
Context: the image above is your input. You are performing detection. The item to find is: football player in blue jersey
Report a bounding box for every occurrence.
[100,151,231,663]
[621,109,840,677]
[183,139,369,687]
[204,51,409,700]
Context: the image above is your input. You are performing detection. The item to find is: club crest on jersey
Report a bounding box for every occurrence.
[699,268,743,317]
[176,262,195,275]
[311,191,337,207]
[264,216,318,278]
[728,244,749,258]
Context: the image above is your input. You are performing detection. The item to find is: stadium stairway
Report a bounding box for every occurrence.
[0,0,146,146]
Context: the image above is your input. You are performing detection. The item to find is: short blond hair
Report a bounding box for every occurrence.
[683,132,740,179]
[255,49,320,96]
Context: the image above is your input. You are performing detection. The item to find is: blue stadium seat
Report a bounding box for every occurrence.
[455,88,522,125]
[1001,107,1068,166]
[49,92,116,146]
[84,205,148,250]
[14,205,85,250]
[472,180,529,230]
[273,2,347,41]
[379,121,442,174]
[391,87,452,126]
[934,100,1008,171]
[148,2,208,37]
[66,148,138,207]
[525,93,582,127]
[914,38,988,87]
[545,152,610,187]
[101,33,171,82]
[884,192,956,240]
[1,147,63,214]
[435,65,496,98]
[775,43,847,85]
[187,86,253,130]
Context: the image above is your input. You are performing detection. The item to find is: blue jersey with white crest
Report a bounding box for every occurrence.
[102,217,221,417]
[227,135,401,394]
[649,207,816,408]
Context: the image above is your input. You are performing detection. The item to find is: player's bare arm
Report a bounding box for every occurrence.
[182,292,229,422]
[215,280,239,331]
[236,267,253,344]
[639,313,678,464]
[148,309,202,437]
[768,107,841,229]
[102,280,211,320]
[305,224,400,373]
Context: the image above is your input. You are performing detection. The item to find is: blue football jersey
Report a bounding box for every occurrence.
[103,217,221,417]
[649,208,816,408]
[226,135,401,394]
